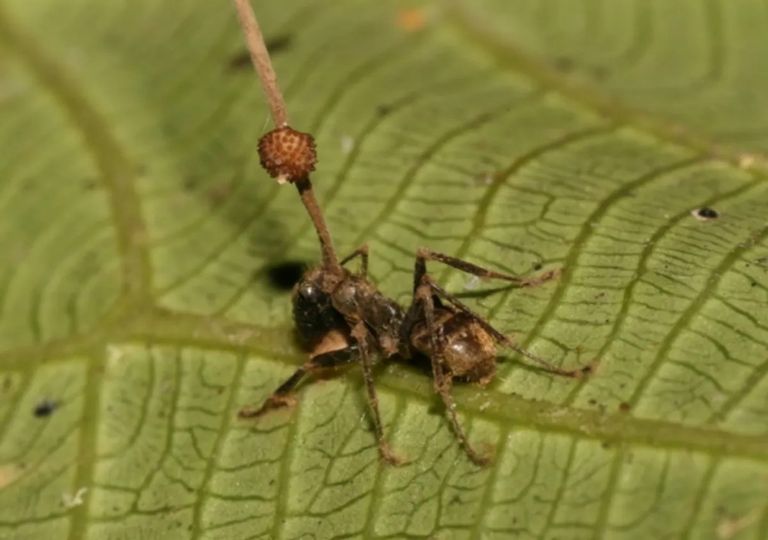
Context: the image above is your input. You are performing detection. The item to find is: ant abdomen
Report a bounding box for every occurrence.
[411,310,497,386]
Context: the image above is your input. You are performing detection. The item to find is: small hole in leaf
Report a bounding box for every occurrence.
[33,399,58,418]
[692,207,719,221]
[265,261,306,290]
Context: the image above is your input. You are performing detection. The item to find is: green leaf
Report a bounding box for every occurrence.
[1,0,767,538]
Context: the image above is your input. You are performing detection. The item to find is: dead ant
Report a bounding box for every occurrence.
[232,1,588,465]
[238,126,586,464]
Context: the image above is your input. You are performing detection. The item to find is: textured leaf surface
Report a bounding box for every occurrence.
[1,1,767,539]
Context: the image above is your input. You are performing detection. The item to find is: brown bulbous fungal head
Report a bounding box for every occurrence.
[258,126,317,183]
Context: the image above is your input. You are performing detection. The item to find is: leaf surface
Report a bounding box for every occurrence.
[0,1,767,539]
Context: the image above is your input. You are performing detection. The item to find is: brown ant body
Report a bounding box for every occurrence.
[239,131,580,465]
[232,2,585,465]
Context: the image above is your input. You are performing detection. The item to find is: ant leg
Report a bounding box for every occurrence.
[424,277,581,378]
[414,280,490,465]
[416,247,559,288]
[340,244,369,276]
[413,251,579,377]
[350,320,403,465]
[238,345,358,418]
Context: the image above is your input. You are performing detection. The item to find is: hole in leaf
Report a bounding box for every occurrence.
[33,399,58,418]
[692,207,719,221]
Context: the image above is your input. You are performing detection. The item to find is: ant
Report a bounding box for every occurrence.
[232,0,588,465]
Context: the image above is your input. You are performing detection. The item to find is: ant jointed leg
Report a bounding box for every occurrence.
[339,244,369,276]
[412,279,492,465]
[414,248,582,377]
[350,320,403,465]
[238,341,359,418]
[406,248,579,464]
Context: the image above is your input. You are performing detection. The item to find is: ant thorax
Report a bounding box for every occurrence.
[293,266,405,359]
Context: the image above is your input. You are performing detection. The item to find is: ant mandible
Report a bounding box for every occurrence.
[232,0,588,465]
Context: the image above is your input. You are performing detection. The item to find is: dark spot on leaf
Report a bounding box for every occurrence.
[266,261,306,290]
[183,176,202,191]
[206,182,234,205]
[618,402,631,413]
[588,398,597,406]
[427,402,441,415]
[751,280,758,287]
[692,207,719,221]
[532,262,543,271]
[265,34,293,54]
[591,65,609,79]
[34,399,58,418]
[229,35,293,71]
[553,56,575,72]
[375,104,392,116]
[229,50,251,70]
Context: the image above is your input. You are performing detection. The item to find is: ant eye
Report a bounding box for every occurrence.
[299,282,320,301]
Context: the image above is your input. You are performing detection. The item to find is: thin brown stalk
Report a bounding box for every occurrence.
[232,1,342,273]
[295,178,340,270]
[232,0,289,127]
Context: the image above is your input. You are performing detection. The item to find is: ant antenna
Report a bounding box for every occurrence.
[232,0,341,272]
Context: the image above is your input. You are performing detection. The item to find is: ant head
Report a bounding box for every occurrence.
[292,267,346,347]
[294,266,344,304]
[295,271,324,303]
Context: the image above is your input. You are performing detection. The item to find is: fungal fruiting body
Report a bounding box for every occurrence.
[258,126,317,184]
